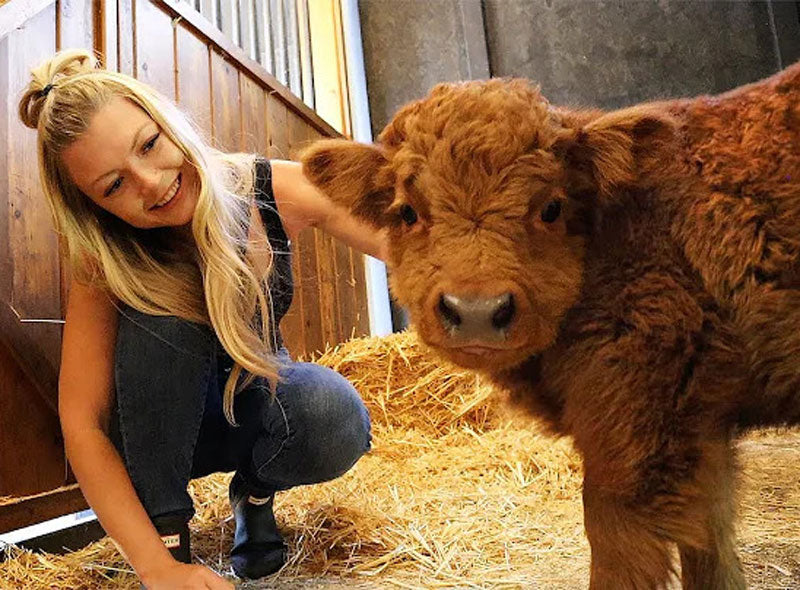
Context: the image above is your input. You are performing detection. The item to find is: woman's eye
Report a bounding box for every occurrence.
[400,204,418,226]
[105,177,123,197]
[540,200,562,223]
[142,132,160,153]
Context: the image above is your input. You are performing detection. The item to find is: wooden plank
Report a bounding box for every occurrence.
[269,0,286,85]
[175,22,212,134]
[0,340,64,497]
[238,73,267,152]
[0,2,64,468]
[284,116,322,353]
[296,228,323,355]
[154,0,340,138]
[0,36,12,320]
[57,0,93,50]
[135,0,176,100]
[284,0,300,97]
[295,0,313,108]
[352,250,370,337]
[253,0,272,72]
[0,0,55,39]
[313,228,337,349]
[6,4,61,323]
[117,0,135,76]
[286,108,310,159]
[279,237,306,359]
[199,0,214,22]
[238,0,254,61]
[0,7,67,503]
[98,0,118,70]
[218,0,235,44]
[307,0,348,135]
[0,485,87,535]
[210,49,240,151]
[266,91,288,159]
[253,0,270,72]
[333,239,355,342]
[331,0,350,137]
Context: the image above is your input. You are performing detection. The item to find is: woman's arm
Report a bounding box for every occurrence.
[59,281,232,589]
[270,159,388,261]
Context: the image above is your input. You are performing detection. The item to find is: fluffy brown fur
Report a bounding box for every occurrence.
[300,63,800,589]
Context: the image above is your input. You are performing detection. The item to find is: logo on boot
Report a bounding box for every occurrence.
[161,534,181,549]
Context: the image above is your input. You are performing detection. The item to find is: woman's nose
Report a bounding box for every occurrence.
[130,164,163,197]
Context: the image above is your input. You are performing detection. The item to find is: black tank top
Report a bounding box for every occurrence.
[253,157,294,348]
[214,158,294,377]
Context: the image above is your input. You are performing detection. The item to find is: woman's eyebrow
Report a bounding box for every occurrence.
[91,122,150,187]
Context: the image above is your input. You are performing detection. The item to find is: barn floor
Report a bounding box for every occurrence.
[1,332,798,589]
[226,429,800,590]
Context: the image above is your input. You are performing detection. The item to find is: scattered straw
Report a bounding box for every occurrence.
[2,330,798,589]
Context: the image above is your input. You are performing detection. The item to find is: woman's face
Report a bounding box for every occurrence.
[62,96,200,229]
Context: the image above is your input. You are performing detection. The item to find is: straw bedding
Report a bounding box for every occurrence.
[2,330,798,589]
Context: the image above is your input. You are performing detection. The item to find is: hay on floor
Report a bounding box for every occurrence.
[1,330,798,589]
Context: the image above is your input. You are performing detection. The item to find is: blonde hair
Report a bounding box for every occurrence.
[19,49,279,424]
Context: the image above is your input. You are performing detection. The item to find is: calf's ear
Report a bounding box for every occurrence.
[554,105,677,205]
[300,139,395,228]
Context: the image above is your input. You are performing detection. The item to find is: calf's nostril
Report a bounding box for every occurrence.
[491,294,515,330]
[437,294,462,327]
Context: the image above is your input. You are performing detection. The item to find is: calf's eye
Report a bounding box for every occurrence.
[400,204,418,226]
[540,200,562,223]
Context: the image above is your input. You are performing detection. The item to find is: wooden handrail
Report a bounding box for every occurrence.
[0,0,55,39]
[154,0,342,140]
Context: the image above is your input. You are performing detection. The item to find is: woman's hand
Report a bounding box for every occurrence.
[140,561,235,589]
[270,159,388,261]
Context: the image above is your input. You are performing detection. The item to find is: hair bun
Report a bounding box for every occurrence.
[18,49,100,130]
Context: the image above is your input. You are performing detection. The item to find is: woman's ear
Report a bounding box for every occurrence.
[554,105,677,205]
[300,139,395,228]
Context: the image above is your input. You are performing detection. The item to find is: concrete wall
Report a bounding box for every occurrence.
[358,0,489,138]
[484,0,799,110]
[358,0,799,129]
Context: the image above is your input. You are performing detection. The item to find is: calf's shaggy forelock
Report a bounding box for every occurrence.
[302,65,800,590]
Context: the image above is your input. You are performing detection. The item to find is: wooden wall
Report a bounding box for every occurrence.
[0,0,370,530]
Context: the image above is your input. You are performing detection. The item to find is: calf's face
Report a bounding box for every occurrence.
[303,79,673,371]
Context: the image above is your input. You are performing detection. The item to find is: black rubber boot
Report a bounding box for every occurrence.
[140,512,192,588]
[151,512,192,564]
[229,472,287,579]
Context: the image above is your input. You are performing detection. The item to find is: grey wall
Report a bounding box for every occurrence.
[358,0,489,138]
[358,0,800,129]
[484,0,800,110]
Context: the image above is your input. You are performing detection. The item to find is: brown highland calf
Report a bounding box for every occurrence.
[301,63,800,589]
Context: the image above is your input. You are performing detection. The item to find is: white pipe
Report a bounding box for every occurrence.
[340,0,393,336]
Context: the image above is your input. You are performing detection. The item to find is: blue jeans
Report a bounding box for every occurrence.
[110,305,372,521]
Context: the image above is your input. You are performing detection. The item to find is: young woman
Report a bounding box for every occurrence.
[18,49,384,590]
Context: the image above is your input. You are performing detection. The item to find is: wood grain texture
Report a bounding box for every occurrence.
[57,0,93,50]
[239,73,268,153]
[210,49,240,152]
[117,0,135,75]
[0,339,64,497]
[175,22,212,135]
[135,0,176,100]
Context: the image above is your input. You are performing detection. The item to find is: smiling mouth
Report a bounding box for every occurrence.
[150,173,182,209]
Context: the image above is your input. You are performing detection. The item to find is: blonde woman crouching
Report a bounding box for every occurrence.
[19,49,383,590]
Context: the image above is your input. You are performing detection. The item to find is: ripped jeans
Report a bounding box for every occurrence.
[109,305,372,521]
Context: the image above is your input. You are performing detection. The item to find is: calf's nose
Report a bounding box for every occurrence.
[436,292,515,343]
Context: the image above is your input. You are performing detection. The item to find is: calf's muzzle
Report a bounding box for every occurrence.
[436,292,516,344]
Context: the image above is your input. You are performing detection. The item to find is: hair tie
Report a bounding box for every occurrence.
[40,83,55,98]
